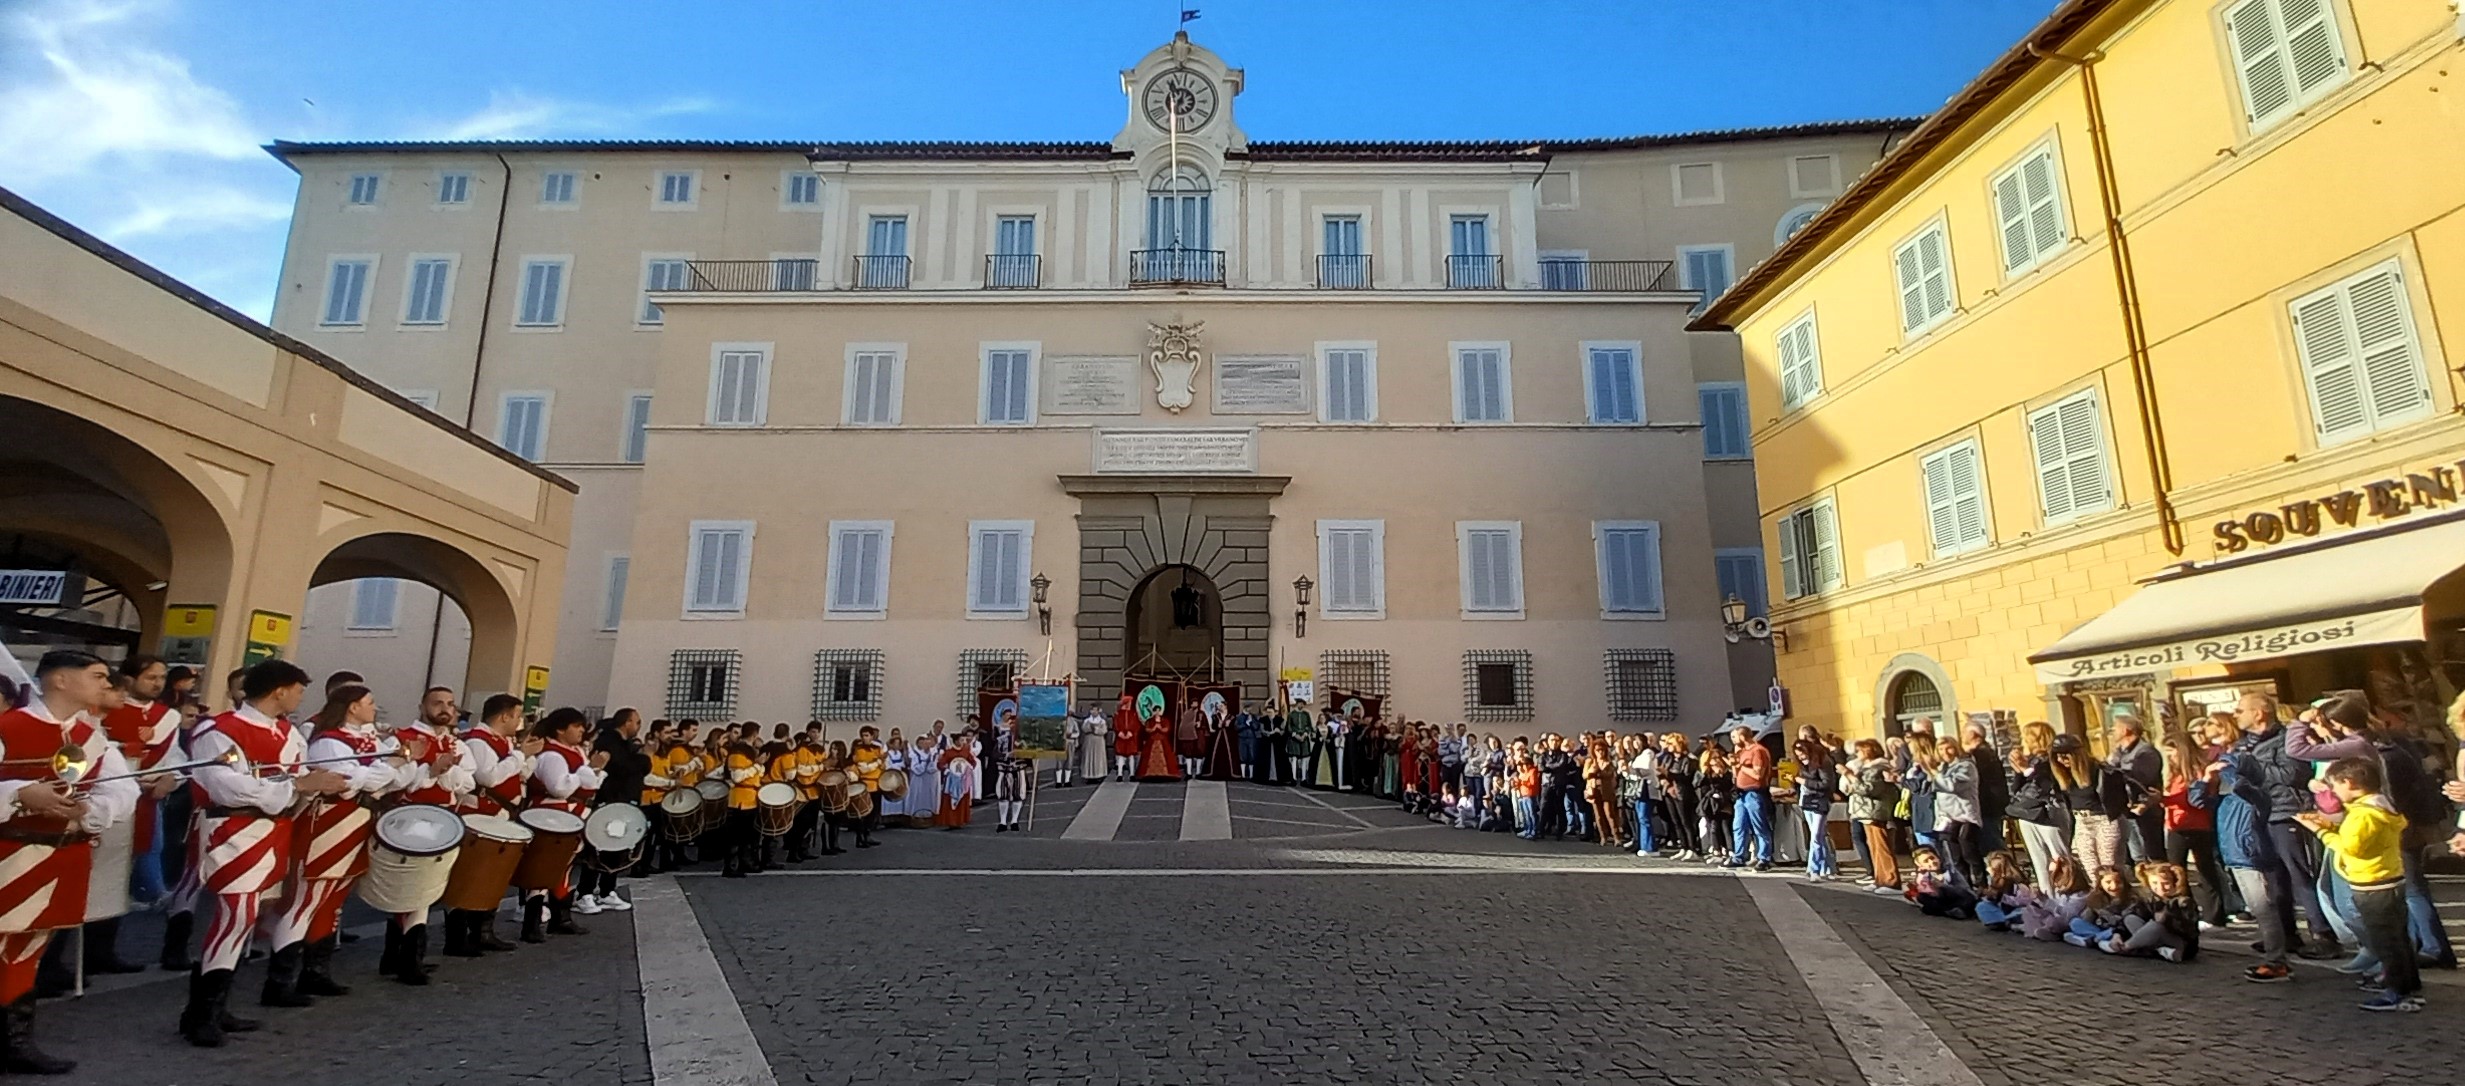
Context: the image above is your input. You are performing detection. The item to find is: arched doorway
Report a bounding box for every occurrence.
[1123,564,1224,682]
[305,530,523,706]
[0,395,236,665]
[1885,671,1944,737]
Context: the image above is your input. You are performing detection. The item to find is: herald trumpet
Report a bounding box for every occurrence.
[37,746,243,788]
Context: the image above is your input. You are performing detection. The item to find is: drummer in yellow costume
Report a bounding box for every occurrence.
[847,727,886,850]
[644,729,696,872]
[781,737,824,863]
[720,739,762,878]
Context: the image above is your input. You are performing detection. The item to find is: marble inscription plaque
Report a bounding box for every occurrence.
[1213,355,1309,415]
[1043,355,1140,415]
[1092,428,1257,474]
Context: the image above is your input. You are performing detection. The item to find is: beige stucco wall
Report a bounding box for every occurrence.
[1,195,572,704]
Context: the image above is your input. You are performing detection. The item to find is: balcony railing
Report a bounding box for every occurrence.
[1539,259,1676,292]
[684,260,822,292]
[985,253,1042,289]
[1445,254,1503,289]
[1129,248,1226,286]
[1316,253,1373,290]
[852,254,912,290]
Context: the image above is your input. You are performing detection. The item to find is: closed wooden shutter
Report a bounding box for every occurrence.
[2030,392,2110,521]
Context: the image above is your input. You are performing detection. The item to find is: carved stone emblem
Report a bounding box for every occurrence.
[1146,319,1205,413]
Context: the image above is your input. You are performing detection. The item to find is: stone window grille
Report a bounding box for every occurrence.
[1317,649,1391,706]
[1603,648,1679,723]
[956,648,1029,719]
[811,649,886,722]
[1462,649,1534,722]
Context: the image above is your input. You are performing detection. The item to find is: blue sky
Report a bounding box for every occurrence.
[0,0,2057,319]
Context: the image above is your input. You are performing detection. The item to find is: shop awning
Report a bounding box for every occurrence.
[2029,512,2465,685]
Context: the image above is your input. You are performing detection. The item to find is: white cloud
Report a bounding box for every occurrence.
[0,0,260,185]
[103,185,291,239]
[422,90,721,141]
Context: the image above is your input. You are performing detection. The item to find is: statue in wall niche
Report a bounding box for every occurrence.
[1147,319,1205,413]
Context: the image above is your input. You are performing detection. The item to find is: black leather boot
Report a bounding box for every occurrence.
[376,920,404,977]
[475,910,518,953]
[441,912,478,958]
[546,895,586,936]
[30,940,70,1000]
[82,918,145,974]
[2,995,74,1074]
[519,898,547,944]
[393,925,432,986]
[179,969,230,1048]
[298,934,350,996]
[258,942,314,1007]
[158,911,195,972]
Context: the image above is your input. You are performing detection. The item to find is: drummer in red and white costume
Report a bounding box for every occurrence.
[445,693,536,956]
[371,685,472,982]
[178,660,348,1049]
[261,683,424,1004]
[521,707,605,941]
[0,650,139,1075]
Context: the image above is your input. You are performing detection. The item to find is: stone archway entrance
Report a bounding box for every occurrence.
[1062,474,1288,708]
[1124,563,1225,680]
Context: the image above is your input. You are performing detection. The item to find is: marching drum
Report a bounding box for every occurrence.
[693,779,729,836]
[511,808,586,892]
[658,788,704,840]
[755,782,798,837]
[584,803,650,870]
[815,770,851,813]
[875,768,908,800]
[440,814,532,912]
[82,818,134,923]
[849,790,874,819]
[359,803,465,914]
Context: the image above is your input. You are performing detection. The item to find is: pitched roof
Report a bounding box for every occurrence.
[262,117,1922,168]
[0,185,576,493]
[1690,0,2119,330]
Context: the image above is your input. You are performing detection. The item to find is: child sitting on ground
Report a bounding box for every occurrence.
[1973,850,2028,931]
[2018,856,2088,942]
[1448,789,1478,828]
[1906,847,1979,919]
[2063,866,2135,947]
[2100,861,2200,962]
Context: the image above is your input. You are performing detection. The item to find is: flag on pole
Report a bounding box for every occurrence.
[1180,8,1201,23]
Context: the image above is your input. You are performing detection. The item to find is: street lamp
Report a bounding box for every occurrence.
[1293,575,1313,638]
[1030,571,1052,636]
[1721,593,1784,651]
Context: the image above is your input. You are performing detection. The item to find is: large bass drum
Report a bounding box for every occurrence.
[755,782,798,837]
[511,808,586,891]
[358,804,464,914]
[440,815,531,913]
[583,803,650,871]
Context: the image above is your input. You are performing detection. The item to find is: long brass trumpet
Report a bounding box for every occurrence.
[27,746,243,788]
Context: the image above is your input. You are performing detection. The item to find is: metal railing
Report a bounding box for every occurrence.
[1129,248,1226,286]
[1445,255,1503,289]
[684,260,821,292]
[985,253,1042,289]
[1539,259,1676,292]
[1316,253,1373,290]
[851,254,912,290]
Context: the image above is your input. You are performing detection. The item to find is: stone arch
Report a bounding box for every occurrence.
[1123,562,1226,679]
[306,527,525,700]
[1872,652,1957,739]
[1066,478,1285,708]
[0,393,238,650]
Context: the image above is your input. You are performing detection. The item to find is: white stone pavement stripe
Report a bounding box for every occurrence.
[1060,780,1137,841]
[1292,787,1381,829]
[1744,880,1984,1086]
[634,876,779,1086]
[1180,780,1233,841]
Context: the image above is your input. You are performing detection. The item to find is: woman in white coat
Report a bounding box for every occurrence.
[904,724,946,828]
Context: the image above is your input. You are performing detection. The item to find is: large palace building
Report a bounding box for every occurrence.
[266,35,1913,727]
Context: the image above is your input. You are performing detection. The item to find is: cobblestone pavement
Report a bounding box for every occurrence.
[51,787,2465,1085]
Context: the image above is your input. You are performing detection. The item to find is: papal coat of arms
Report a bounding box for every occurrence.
[1146,319,1205,413]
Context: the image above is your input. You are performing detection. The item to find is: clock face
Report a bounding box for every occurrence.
[1142,68,1219,133]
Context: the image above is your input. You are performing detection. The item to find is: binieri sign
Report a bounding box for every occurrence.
[0,570,73,607]
[2212,458,2463,553]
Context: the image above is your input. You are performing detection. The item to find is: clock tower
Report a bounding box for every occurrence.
[1111,31,1247,162]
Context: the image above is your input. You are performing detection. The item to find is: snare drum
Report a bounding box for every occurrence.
[511,808,587,892]
[359,804,465,914]
[849,790,874,819]
[816,770,851,813]
[441,814,533,913]
[756,782,798,837]
[658,788,704,840]
[584,803,650,870]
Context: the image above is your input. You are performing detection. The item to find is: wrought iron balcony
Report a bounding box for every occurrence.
[683,260,822,292]
[1316,253,1373,290]
[851,254,912,290]
[1129,248,1226,286]
[985,253,1042,289]
[1445,254,1503,289]
[1538,258,1676,292]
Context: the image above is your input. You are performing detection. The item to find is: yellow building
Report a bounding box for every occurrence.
[1695,0,2465,742]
